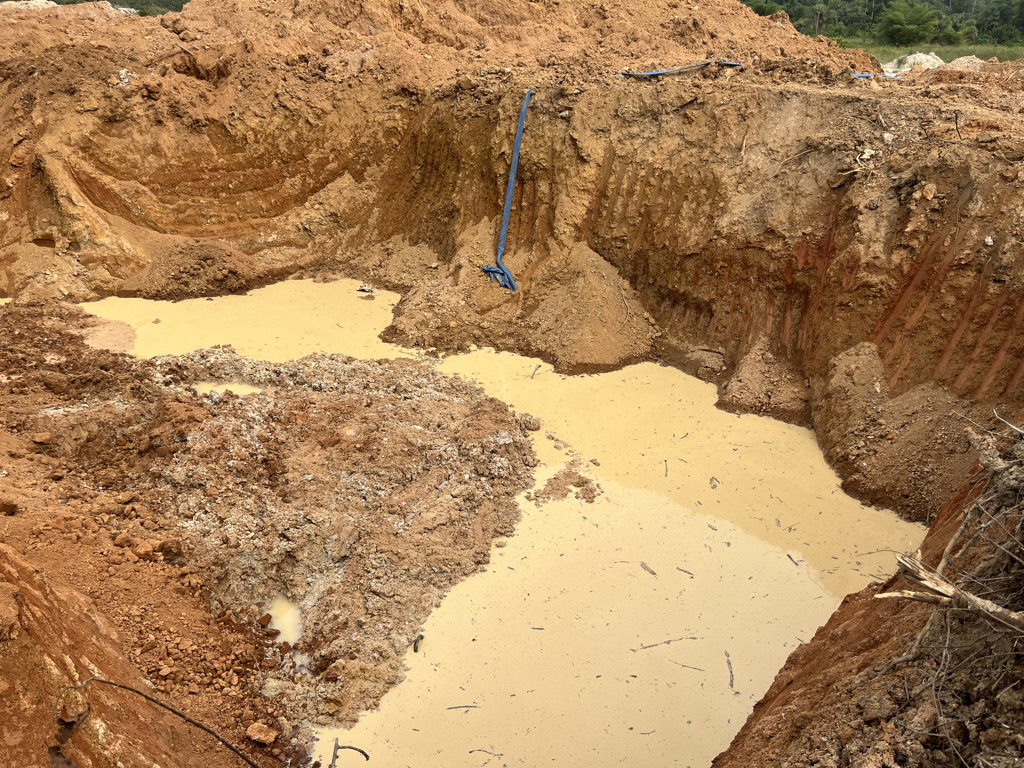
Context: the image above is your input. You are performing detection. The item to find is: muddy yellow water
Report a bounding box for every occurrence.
[85,280,924,767]
[266,594,304,645]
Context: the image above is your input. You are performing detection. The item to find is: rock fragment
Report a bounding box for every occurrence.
[245,721,280,745]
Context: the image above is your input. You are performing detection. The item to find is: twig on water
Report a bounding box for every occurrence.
[332,743,370,763]
[632,635,700,651]
[669,660,705,672]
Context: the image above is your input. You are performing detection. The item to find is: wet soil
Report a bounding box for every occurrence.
[2,0,1024,766]
[83,279,924,766]
[0,299,534,765]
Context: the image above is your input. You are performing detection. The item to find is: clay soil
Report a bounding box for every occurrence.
[0,301,536,766]
[3,0,1024,766]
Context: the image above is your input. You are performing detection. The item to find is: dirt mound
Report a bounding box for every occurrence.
[143,346,536,724]
[812,342,989,522]
[717,334,811,424]
[384,237,659,369]
[0,300,535,754]
[945,54,986,72]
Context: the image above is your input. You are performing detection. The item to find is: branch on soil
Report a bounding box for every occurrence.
[876,553,1024,635]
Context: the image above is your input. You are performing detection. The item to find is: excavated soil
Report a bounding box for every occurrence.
[3,0,1024,766]
[0,301,535,765]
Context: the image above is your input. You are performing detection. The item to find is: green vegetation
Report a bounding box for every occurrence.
[850,39,1024,61]
[743,0,1024,52]
[52,0,184,16]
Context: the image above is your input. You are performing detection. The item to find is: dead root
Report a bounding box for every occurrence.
[876,417,1024,765]
[877,553,1024,634]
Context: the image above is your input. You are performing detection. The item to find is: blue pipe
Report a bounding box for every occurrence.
[616,61,743,77]
[482,87,535,291]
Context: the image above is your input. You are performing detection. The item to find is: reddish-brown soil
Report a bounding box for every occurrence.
[0,301,535,765]
[3,0,1024,766]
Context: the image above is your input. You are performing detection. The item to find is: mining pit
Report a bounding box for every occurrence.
[2,0,1024,767]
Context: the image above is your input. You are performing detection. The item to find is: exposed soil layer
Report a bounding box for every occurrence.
[0,300,535,763]
[3,0,1024,766]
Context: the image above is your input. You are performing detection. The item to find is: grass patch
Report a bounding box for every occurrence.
[843,39,1024,65]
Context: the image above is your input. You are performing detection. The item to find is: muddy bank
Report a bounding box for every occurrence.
[0,300,535,762]
[713,428,1024,768]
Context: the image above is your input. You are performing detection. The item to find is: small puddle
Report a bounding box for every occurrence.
[265,594,303,645]
[84,279,925,766]
[265,594,312,671]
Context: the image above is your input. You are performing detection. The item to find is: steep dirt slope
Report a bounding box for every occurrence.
[2,1,1023,521]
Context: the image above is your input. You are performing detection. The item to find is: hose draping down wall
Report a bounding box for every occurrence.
[481,87,535,291]
[616,61,743,76]
[479,61,892,291]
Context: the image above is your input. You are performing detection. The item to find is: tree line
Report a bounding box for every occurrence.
[744,0,1024,45]
[51,0,185,16]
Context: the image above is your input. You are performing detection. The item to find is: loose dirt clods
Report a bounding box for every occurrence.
[0,301,535,763]
[3,0,1024,765]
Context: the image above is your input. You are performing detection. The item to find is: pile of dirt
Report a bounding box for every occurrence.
[717,334,811,424]
[812,342,993,522]
[944,54,987,72]
[530,456,602,505]
[0,300,536,760]
[881,51,945,74]
[143,346,536,725]
[383,237,660,369]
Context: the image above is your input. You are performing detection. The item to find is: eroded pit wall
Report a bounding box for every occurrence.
[385,81,1024,408]
[356,80,1024,518]
[1,9,1023,517]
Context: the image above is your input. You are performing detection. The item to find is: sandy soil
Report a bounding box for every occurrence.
[2,0,1024,766]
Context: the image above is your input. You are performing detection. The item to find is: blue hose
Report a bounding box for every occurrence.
[852,73,901,79]
[617,61,743,77]
[482,87,535,291]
